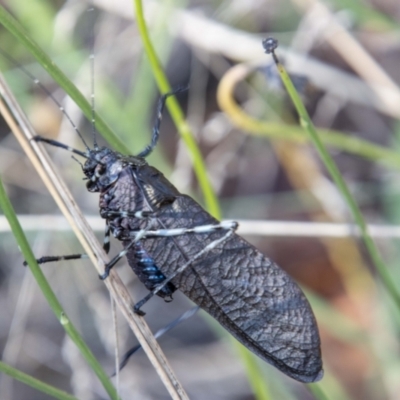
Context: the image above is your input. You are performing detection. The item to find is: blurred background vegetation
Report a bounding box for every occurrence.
[1,0,400,399]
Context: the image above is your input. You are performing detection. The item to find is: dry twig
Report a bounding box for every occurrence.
[0,72,188,400]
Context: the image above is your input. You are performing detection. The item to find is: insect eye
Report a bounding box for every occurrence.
[95,164,106,176]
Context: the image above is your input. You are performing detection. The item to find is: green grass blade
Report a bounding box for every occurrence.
[0,177,119,400]
[0,361,79,400]
[235,344,272,400]
[266,41,400,312]
[327,0,400,29]
[133,0,220,218]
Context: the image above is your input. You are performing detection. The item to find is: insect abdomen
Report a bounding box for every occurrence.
[128,241,176,299]
[135,195,323,382]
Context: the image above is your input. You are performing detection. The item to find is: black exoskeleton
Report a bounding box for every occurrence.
[33,88,323,384]
[82,145,177,299]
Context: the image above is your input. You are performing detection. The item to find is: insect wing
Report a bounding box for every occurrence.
[136,194,323,383]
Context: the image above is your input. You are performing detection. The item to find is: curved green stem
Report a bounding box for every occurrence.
[269,45,400,311]
[217,63,400,170]
[133,0,220,218]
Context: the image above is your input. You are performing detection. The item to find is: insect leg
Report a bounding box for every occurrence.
[103,222,111,254]
[113,306,200,374]
[25,223,112,266]
[103,210,237,240]
[24,253,89,266]
[99,228,148,280]
[102,210,156,219]
[130,221,238,239]
[104,211,238,238]
[133,225,237,314]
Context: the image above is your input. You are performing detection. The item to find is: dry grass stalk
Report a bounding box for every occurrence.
[0,72,188,400]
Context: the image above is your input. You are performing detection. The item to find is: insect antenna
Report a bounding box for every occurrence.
[88,6,99,150]
[0,47,91,152]
[33,136,88,158]
[137,85,189,158]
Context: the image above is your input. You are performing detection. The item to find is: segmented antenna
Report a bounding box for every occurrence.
[88,6,99,150]
[137,85,188,158]
[32,136,88,158]
[0,48,91,152]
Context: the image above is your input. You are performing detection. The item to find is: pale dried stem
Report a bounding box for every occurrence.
[0,72,188,400]
[94,0,400,119]
[291,0,400,115]
[3,215,400,238]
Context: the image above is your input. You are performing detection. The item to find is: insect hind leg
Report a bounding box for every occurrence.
[101,212,238,316]
[103,210,238,240]
[114,305,200,373]
[133,223,237,315]
[130,220,238,239]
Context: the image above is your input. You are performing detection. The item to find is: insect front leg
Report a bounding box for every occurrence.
[133,222,238,315]
[24,222,112,266]
[99,227,149,280]
[24,253,89,266]
[103,221,111,254]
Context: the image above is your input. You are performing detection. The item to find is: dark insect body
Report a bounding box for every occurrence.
[34,87,323,383]
[17,30,322,381]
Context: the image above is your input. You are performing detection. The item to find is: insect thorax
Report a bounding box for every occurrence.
[94,158,179,299]
[83,147,147,193]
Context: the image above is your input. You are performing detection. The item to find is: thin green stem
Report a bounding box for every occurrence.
[133,0,220,218]
[133,1,275,398]
[0,361,78,400]
[235,343,271,400]
[217,63,400,170]
[268,43,400,311]
[307,383,331,400]
[0,177,119,400]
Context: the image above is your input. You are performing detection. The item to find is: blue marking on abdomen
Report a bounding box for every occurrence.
[134,243,176,298]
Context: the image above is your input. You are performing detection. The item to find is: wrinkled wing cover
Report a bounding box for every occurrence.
[131,195,323,383]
